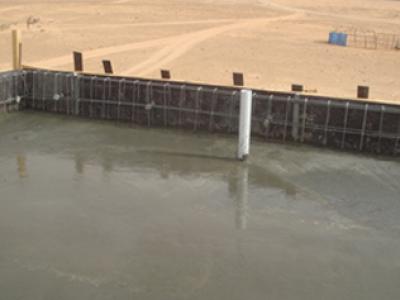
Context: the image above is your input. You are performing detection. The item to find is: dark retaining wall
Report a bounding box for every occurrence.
[0,71,25,112]
[3,68,400,156]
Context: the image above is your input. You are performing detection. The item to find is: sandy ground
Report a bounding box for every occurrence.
[0,0,399,100]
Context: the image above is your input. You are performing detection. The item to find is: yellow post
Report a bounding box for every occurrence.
[11,29,21,70]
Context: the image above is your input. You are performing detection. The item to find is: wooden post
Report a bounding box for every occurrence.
[103,60,113,74]
[357,86,369,99]
[233,72,244,86]
[291,84,303,92]
[11,30,22,70]
[161,69,171,79]
[73,51,83,72]
[19,42,22,67]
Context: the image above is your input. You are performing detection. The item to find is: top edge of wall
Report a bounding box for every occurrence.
[12,65,400,108]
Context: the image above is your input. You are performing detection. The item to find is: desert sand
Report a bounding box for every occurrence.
[0,0,399,100]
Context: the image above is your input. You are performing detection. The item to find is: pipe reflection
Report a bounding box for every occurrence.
[74,154,85,175]
[229,165,249,230]
[70,149,298,232]
[234,165,249,230]
[102,156,113,174]
[16,154,27,178]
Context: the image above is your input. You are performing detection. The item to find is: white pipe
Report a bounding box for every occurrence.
[237,89,252,160]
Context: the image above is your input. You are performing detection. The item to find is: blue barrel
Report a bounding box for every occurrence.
[337,32,343,45]
[342,33,348,46]
[337,32,348,46]
[329,32,337,44]
[329,32,348,46]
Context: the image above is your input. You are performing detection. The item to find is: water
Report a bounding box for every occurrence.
[1,111,400,300]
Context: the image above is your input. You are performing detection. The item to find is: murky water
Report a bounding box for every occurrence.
[1,111,400,300]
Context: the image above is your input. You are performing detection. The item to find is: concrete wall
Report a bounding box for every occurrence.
[0,71,24,112]
[5,68,400,156]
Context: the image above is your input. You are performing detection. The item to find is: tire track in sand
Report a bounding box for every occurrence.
[0,6,22,13]
[27,19,246,69]
[28,13,302,72]
[29,35,176,69]
[59,19,236,30]
[122,12,303,76]
[262,0,400,25]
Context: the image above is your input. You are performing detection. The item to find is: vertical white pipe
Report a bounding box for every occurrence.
[237,89,252,160]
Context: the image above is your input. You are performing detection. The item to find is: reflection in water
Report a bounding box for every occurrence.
[16,154,27,178]
[72,149,251,230]
[102,157,113,174]
[74,154,85,175]
[229,165,249,230]
[234,166,249,230]
[74,154,114,176]
[159,162,170,179]
[3,114,400,299]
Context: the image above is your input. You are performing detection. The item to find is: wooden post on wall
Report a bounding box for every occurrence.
[11,29,22,70]
[161,69,171,80]
[357,86,369,99]
[233,72,244,86]
[73,51,83,72]
[291,84,304,92]
[103,60,113,74]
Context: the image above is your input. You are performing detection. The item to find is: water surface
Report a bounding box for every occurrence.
[1,112,400,300]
